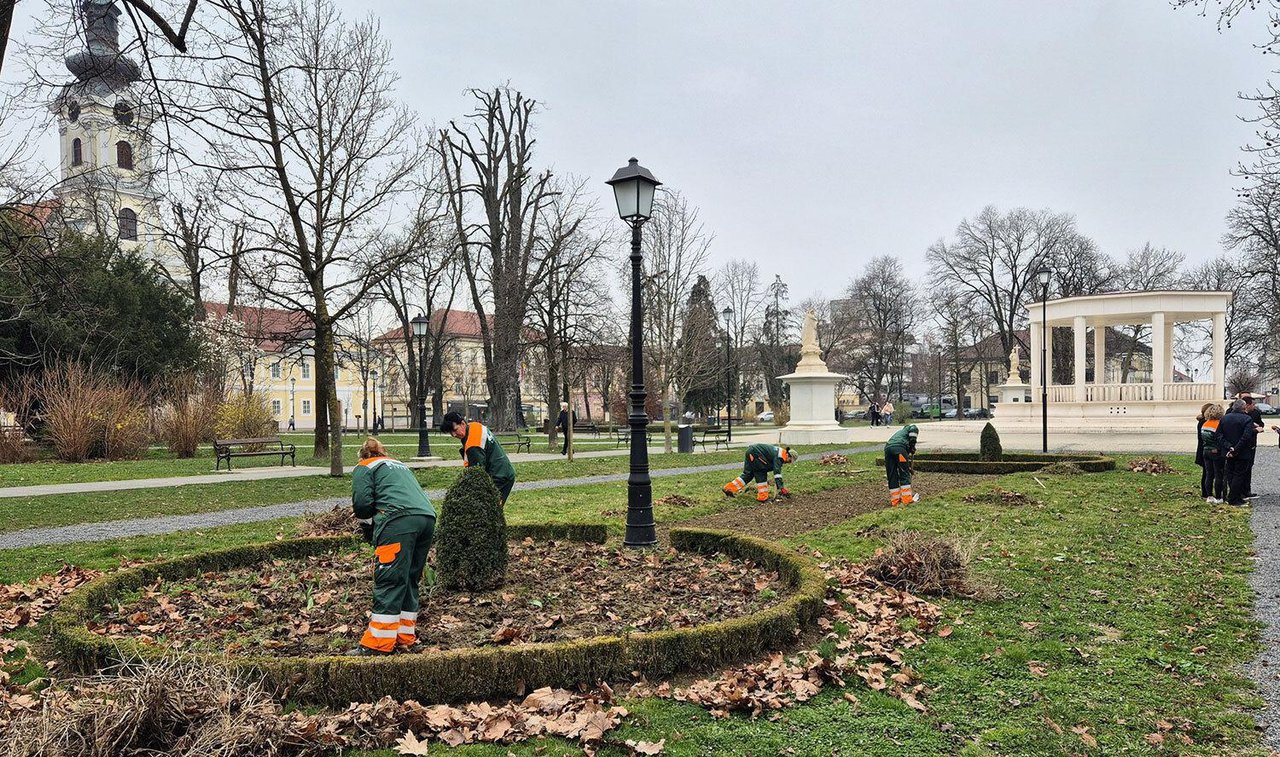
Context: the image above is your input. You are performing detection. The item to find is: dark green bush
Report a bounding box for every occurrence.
[873,452,1114,474]
[436,467,508,590]
[979,422,1003,461]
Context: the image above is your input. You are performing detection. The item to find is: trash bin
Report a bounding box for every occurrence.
[677,424,695,454]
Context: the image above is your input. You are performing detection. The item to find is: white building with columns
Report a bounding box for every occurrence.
[994,291,1231,432]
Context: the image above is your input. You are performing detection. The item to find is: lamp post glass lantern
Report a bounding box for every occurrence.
[410,313,432,458]
[1036,268,1051,454]
[607,157,662,547]
[721,306,734,443]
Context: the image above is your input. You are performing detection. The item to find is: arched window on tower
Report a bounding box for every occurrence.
[71,138,83,166]
[118,208,138,242]
[116,141,134,170]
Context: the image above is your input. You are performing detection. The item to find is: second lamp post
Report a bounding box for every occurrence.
[411,313,432,459]
[721,306,734,443]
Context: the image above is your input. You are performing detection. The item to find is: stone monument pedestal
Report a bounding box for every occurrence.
[777,309,856,445]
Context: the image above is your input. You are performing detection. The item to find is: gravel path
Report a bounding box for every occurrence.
[0,448,874,550]
[1247,445,1280,750]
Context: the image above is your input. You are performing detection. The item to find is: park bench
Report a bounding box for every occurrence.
[614,427,631,448]
[572,422,600,437]
[510,430,532,454]
[214,437,297,471]
[698,428,730,451]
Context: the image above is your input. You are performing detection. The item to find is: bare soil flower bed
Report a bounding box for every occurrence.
[86,539,789,657]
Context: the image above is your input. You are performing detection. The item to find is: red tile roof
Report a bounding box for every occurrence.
[375,309,494,343]
[203,302,312,353]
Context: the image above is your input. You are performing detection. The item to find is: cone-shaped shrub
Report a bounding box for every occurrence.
[979,422,1003,462]
[436,467,508,590]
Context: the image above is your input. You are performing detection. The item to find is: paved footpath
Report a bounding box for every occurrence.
[1248,446,1280,750]
[0,448,872,550]
[0,445,676,500]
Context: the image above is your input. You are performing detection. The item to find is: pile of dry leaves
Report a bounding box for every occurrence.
[0,564,100,633]
[0,652,645,756]
[1129,457,1176,475]
[963,487,1035,506]
[819,453,849,466]
[89,540,787,656]
[654,494,697,508]
[865,531,988,598]
[635,557,943,718]
[296,506,362,538]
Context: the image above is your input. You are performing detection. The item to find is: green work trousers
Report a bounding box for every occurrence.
[362,514,435,651]
[885,446,912,489]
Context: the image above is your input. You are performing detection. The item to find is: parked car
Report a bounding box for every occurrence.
[943,408,959,419]
[964,408,991,419]
[1257,402,1279,416]
[850,409,867,420]
[758,410,775,423]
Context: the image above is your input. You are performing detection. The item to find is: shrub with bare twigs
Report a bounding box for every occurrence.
[214,393,276,442]
[866,531,997,599]
[156,378,222,458]
[34,363,149,462]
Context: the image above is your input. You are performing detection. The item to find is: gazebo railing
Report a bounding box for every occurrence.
[1043,382,1217,403]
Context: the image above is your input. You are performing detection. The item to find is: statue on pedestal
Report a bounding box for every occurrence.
[1008,346,1020,383]
[794,309,827,373]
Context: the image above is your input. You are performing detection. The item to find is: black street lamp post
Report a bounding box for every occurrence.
[370,368,379,436]
[721,306,734,443]
[607,157,661,548]
[1037,268,1051,454]
[411,313,432,458]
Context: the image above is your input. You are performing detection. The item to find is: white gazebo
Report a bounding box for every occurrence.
[993,290,1231,433]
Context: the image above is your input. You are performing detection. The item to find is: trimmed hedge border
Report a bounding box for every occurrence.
[874,451,1115,474]
[50,526,822,705]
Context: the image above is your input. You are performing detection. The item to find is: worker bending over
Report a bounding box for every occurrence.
[884,424,920,505]
[440,411,517,505]
[723,444,796,502]
[348,438,436,656]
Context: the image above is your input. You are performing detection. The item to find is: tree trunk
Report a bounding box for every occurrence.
[313,319,334,458]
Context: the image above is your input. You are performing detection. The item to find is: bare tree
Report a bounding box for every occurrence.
[529,184,612,447]
[1180,254,1258,380]
[161,0,425,474]
[638,189,713,451]
[439,86,563,431]
[845,256,918,404]
[927,206,1084,357]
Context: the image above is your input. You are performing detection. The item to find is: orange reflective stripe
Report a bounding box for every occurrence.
[368,619,401,630]
[461,423,486,467]
[898,454,907,462]
[360,630,396,652]
[374,542,401,564]
[357,456,389,467]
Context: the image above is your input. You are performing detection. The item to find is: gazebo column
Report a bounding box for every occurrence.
[1151,312,1166,401]
[1030,318,1042,402]
[1212,312,1226,395]
[1073,316,1087,401]
[1164,320,1176,383]
[1093,325,1106,384]
[1045,324,1054,386]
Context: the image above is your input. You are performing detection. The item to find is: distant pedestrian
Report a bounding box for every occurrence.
[881,400,895,426]
[1219,399,1258,506]
[868,403,880,427]
[555,402,572,455]
[1243,394,1265,499]
[1197,403,1225,504]
[287,415,296,431]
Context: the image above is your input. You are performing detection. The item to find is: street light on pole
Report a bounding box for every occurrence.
[411,313,432,459]
[721,306,734,443]
[1036,268,1052,454]
[607,157,661,548]
[290,377,296,431]
[370,369,379,436]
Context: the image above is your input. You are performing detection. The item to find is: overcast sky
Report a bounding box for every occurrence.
[7,1,1274,303]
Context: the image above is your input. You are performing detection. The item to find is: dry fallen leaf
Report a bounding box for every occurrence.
[1072,725,1098,748]
[627,738,666,755]
[394,729,432,755]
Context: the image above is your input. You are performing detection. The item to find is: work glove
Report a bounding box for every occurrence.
[778,487,792,498]
[357,518,375,544]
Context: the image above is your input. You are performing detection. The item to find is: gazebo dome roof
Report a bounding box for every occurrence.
[1027,290,1232,326]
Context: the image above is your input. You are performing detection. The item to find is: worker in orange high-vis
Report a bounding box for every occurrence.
[884,423,919,506]
[723,444,797,502]
[440,411,516,505]
[347,438,436,656]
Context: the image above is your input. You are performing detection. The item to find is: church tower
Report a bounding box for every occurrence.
[50,0,176,272]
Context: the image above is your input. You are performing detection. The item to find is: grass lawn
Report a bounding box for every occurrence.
[1,454,1265,755]
[0,446,854,537]
[0,427,790,488]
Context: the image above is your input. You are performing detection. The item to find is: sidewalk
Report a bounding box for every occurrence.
[0,447,872,549]
[0,445,673,500]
